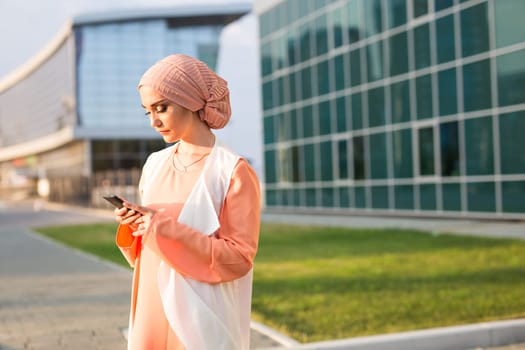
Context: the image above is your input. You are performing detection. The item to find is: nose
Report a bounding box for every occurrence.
[150,116,163,128]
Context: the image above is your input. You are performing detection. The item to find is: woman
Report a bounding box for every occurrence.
[113,54,261,350]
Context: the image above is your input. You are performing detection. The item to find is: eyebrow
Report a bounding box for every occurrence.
[141,99,169,109]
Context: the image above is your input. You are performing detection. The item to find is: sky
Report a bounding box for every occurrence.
[0,0,263,177]
[0,0,253,79]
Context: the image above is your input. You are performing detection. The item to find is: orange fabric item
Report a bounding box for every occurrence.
[116,158,260,349]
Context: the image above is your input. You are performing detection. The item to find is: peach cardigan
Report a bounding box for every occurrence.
[116,139,260,350]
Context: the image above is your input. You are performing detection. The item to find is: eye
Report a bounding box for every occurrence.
[155,105,167,113]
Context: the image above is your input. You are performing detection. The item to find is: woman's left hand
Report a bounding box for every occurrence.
[123,201,157,237]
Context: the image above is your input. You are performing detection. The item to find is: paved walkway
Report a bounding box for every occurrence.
[0,200,281,350]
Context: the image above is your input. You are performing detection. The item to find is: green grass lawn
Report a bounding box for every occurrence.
[34,223,525,343]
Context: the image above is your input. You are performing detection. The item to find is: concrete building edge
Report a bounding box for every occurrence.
[258,318,525,350]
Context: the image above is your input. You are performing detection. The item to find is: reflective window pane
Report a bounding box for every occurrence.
[338,140,349,179]
[304,143,316,182]
[368,86,385,127]
[414,24,431,70]
[386,0,407,29]
[367,41,384,82]
[499,111,525,174]
[494,0,525,48]
[419,127,435,176]
[314,13,329,56]
[389,32,409,76]
[351,92,363,130]
[502,181,525,213]
[390,80,411,123]
[463,59,492,112]
[372,185,389,209]
[464,116,494,175]
[353,136,366,180]
[440,121,460,176]
[416,74,433,119]
[467,182,495,212]
[364,0,383,38]
[346,0,364,44]
[318,101,332,135]
[370,132,388,179]
[336,96,348,132]
[413,0,428,18]
[302,105,314,138]
[497,49,525,107]
[393,128,413,178]
[460,3,490,57]
[395,185,414,210]
[317,60,330,96]
[350,49,362,86]
[355,186,367,208]
[442,183,461,211]
[436,15,455,64]
[320,141,333,181]
[438,67,458,116]
[419,184,437,211]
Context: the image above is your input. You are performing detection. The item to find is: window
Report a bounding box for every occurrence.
[263,115,275,144]
[367,41,384,82]
[494,0,525,48]
[318,101,332,135]
[463,59,492,112]
[370,132,388,179]
[464,116,494,175]
[395,185,414,210]
[338,140,349,179]
[346,0,364,44]
[438,67,458,116]
[499,111,525,174]
[393,128,413,178]
[460,3,490,57]
[436,15,455,64]
[372,186,389,209]
[314,13,329,56]
[317,60,330,96]
[364,0,383,38]
[303,143,316,182]
[333,54,346,91]
[502,181,525,213]
[416,74,433,119]
[264,149,277,184]
[320,141,333,181]
[302,105,315,138]
[390,80,411,123]
[418,127,435,175]
[497,49,525,107]
[353,136,365,180]
[414,24,431,70]
[440,121,460,176]
[389,32,409,76]
[413,0,428,18]
[467,182,495,212]
[368,87,386,127]
[442,183,461,211]
[349,49,362,87]
[419,184,437,210]
[386,0,407,29]
[336,96,348,132]
[351,92,363,130]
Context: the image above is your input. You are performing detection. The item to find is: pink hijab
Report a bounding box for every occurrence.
[138,54,231,129]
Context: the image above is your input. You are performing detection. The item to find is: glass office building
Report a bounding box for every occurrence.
[0,4,249,197]
[256,0,525,219]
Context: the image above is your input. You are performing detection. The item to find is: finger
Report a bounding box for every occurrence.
[123,201,150,215]
[121,213,142,226]
[132,228,146,237]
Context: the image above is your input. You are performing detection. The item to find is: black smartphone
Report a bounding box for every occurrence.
[102,195,125,209]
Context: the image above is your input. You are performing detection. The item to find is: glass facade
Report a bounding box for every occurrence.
[259,0,525,218]
[0,6,248,196]
[76,20,223,128]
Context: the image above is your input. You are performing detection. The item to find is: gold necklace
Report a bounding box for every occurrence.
[173,150,210,172]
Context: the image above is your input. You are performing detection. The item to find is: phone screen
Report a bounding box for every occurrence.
[102,195,124,208]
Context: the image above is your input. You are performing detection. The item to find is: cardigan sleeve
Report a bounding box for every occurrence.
[115,224,141,267]
[143,159,261,284]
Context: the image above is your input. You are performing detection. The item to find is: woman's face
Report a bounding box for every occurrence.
[139,85,196,143]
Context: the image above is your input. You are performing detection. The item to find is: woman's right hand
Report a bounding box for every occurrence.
[114,206,142,230]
